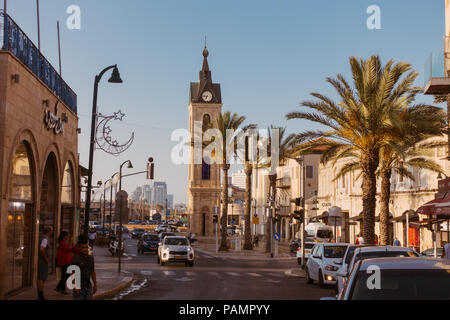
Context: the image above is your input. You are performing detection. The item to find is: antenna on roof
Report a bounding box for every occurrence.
[36,0,41,51]
[204,35,207,48]
[57,21,62,76]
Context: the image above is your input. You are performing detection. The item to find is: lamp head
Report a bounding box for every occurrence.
[108,66,123,83]
[127,161,133,169]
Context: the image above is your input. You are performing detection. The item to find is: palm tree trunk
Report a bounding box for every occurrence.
[265,174,277,253]
[361,155,378,245]
[219,164,230,251]
[243,164,253,250]
[379,168,392,245]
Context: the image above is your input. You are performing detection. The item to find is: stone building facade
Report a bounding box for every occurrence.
[316,138,450,252]
[0,46,79,297]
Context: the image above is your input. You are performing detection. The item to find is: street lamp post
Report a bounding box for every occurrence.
[118,160,133,273]
[84,64,123,236]
[109,172,119,234]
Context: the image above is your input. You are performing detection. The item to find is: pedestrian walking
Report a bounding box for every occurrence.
[88,228,97,248]
[355,234,360,245]
[443,242,450,259]
[70,237,97,300]
[55,231,73,295]
[358,235,365,244]
[393,238,401,246]
[72,234,87,258]
[37,226,52,300]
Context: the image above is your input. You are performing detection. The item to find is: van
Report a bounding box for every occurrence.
[304,222,334,243]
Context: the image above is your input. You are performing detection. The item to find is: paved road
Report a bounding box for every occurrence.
[106,235,334,300]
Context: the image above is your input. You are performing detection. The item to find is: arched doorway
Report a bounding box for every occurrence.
[5,142,35,294]
[39,153,59,275]
[201,206,209,236]
[60,161,75,237]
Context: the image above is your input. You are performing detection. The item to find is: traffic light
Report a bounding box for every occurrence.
[295,197,303,207]
[213,215,219,224]
[147,162,154,180]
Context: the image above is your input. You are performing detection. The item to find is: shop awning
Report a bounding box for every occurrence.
[349,212,364,221]
[416,192,450,217]
[392,210,419,222]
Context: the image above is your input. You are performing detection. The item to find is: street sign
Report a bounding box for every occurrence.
[252,217,259,224]
[274,233,280,241]
[166,209,170,217]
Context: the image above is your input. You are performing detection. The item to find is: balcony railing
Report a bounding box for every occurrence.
[276,176,291,189]
[1,12,77,114]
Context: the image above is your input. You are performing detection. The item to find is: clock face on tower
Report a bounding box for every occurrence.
[202,91,213,102]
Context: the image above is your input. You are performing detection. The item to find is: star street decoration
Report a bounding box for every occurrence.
[95,110,134,155]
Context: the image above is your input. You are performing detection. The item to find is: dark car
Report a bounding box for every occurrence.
[138,233,160,254]
[131,228,146,239]
[420,248,444,258]
[290,238,301,253]
[159,232,176,242]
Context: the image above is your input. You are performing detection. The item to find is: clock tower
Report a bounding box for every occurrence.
[187,47,222,236]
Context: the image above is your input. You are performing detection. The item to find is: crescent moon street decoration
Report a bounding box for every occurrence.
[95,110,134,155]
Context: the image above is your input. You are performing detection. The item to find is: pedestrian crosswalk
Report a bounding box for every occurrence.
[139,269,290,281]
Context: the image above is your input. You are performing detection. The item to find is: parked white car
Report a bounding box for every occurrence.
[296,239,316,265]
[305,243,349,288]
[157,236,194,267]
[336,245,419,295]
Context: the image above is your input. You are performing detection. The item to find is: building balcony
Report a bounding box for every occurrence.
[0,13,77,114]
[276,176,291,189]
[423,38,450,95]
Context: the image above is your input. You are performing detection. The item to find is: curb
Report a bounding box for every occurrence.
[93,272,134,300]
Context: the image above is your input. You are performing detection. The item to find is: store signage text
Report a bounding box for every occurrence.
[44,101,68,135]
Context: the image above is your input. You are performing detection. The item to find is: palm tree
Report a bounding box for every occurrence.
[286,55,424,244]
[214,111,246,251]
[261,126,296,253]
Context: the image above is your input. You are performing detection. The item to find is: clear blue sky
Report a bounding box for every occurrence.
[4,0,446,204]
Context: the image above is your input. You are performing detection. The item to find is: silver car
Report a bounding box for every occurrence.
[157,236,194,267]
[330,257,450,300]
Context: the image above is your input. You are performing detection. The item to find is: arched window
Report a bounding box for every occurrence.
[61,162,74,204]
[202,157,211,180]
[202,114,211,133]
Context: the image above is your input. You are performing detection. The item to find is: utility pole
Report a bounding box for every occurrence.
[165,198,168,221]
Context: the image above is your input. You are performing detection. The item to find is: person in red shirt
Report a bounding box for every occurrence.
[55,231,73,294]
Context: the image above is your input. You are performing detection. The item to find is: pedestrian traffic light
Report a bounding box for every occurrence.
[293,210,304,221]
[213,214,218,224]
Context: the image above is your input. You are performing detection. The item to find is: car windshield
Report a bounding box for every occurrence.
[351,269,450,300]
[317,230,333,239]
[324,246,347,258]
[355,251,417,263]
[165,238,188,246]
[144,235,159,241]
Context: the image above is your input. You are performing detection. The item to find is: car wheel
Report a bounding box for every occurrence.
[188,261,194,267]
[297,258,301,265]
[334,283,339,295]
[160,261,165,266]
[157,255,160,264]
[318,270,326,289]
[306,268,313,284]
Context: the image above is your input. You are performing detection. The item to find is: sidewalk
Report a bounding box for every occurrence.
[9,246,133,300]
[194,236,296,260]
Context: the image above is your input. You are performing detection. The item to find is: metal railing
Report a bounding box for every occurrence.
[1,12,77,114]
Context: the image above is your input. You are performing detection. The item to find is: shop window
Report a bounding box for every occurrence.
[61,162,74,204]
[306,166,313,179]
[9,143,32,201]
[202,158,211,180]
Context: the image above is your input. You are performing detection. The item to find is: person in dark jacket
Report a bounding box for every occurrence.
[37,227,52,300]
[55,231,73,294]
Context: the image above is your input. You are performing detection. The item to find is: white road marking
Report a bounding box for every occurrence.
[247,273,263,277]
[163,271,175,276]
[175,277,194,282]
[267,273,283,278]
[141,271,152,276]
[264,279,281,283]
[226,272,242,277]
[185,271,196,276]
